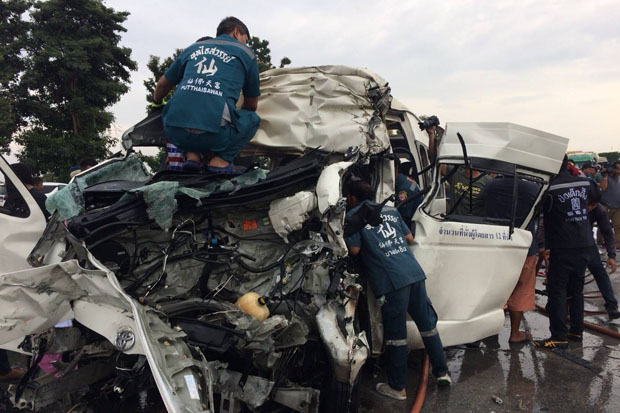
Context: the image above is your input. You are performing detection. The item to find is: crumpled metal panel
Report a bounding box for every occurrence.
[269,191,317,241]
[249,65,391,154]
[208,361,274,409]
[0,260,144,355]
[315,299,369,384]
[439,122,569,173]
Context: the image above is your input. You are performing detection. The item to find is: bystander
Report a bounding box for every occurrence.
[600,161,620,249]
[479,174,540,344]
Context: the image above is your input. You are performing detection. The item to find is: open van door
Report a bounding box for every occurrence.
[407,123,568,348]
[0,155,47,272]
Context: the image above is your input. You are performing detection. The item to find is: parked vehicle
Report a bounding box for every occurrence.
[40,182,67,197]
[0,184,6,207]
[567,150,598,169]
[0,66,568,412]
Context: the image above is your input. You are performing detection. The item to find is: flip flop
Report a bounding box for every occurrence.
[182,160,201,172]
[207,163,246,175]
[508,332,533,344]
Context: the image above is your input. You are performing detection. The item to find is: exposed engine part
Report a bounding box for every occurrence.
[272,387,321,413]
[9,361,116,411]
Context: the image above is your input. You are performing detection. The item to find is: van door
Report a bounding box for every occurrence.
[406,122,568,348]
[0,155,47,273]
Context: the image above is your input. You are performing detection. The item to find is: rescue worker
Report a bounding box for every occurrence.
[586,189,620,321]
[345,180,451,401]
[534,156,597,349]
[153,16,261,173]
[395,161,422,228]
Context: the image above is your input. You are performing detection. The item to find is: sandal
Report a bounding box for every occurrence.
[182,160,202,172]
[207,163,246,175]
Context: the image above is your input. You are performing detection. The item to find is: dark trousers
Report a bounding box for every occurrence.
[0,350,11,375]
[382,281,448,390]
[587,244,618,311]
[165,109,260,163]
[547,248,590,340]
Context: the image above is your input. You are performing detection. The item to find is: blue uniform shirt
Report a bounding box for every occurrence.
[395,173,421,221]
[163,35,261,133]
[345,201,426,297]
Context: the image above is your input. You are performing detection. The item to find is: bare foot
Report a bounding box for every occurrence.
[207,156,230,168]
[509,331,532,344]
[186,152,201,163]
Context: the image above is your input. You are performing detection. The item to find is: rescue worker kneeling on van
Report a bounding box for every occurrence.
[153,16,261,174]
[344,181,451,401]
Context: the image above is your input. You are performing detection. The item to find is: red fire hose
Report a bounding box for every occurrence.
[410,351,430,413]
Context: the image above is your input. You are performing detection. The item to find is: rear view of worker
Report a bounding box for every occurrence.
[345,180,451,401]
[153,16,261,173]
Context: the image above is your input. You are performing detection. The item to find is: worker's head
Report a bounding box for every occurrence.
[32,176,43,191]
[216,16,250,44]
[346,180,374,208]
[614,161,620,177]
[80,159,96,171]
[582,162,595,176]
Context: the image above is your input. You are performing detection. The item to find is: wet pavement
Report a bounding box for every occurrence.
[360,268,620,413]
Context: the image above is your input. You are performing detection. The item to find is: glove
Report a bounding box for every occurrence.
[149,100,167,113]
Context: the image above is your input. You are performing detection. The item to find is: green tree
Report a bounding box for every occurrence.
[248,36,291,73]
[0,0,31,153]
[16,0,136,181]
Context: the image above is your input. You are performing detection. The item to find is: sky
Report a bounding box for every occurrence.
[11,0,619,161]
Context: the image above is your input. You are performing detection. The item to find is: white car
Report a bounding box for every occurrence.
[0,66,567,413]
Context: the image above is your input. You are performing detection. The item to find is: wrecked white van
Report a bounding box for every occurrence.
[0,66,568,412]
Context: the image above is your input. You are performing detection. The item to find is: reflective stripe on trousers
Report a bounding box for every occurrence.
[385,339,408,346]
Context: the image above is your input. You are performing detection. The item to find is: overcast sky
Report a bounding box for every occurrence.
[98,0,620,154]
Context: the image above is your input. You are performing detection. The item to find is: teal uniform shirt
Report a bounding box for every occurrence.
[163,34,261,133]
[395,173,421,221]
[345,201,426,297]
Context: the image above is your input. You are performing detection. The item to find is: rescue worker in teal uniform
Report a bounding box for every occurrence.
[395,170,421,226]
[153,16,261,173]
[344,180,451,401]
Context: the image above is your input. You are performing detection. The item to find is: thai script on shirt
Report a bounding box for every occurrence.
[364,213,410,257]
[453,181,483,197]
[190,45,236,63]
[557,187,587,203]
